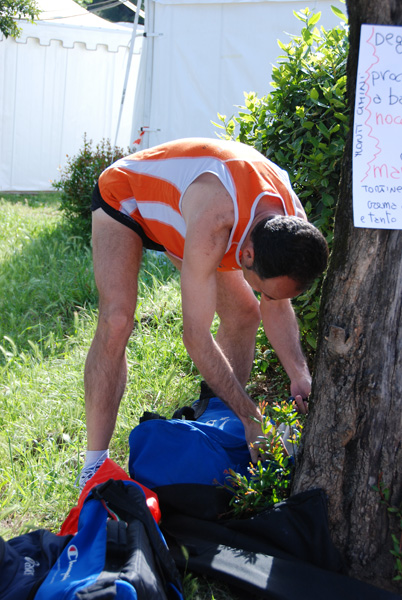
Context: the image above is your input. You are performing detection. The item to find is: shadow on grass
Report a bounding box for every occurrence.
[0,219,97,360]
[0,217,180,363]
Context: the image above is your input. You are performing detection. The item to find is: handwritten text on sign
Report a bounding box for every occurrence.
[353,24,402,229]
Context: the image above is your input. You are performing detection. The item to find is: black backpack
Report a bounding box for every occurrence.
[35,479,184,600]
[0,479,183,600]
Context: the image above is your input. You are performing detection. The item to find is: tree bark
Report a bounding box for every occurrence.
[292,0,402,593]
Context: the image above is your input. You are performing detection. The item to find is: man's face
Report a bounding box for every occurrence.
[242,270,301,301]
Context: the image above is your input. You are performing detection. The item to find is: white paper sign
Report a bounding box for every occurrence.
[353,24,402,229]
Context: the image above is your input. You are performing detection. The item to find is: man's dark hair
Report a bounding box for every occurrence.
[250,216,329,290]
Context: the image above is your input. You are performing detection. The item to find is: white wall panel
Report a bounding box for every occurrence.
[0,17,142,191]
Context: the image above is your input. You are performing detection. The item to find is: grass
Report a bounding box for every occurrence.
[0,192,294,599]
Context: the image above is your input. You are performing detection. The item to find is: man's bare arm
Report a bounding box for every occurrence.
[180,178,265,459]
[260,295,311,413]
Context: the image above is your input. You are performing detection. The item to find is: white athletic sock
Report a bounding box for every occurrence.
[83,449,109,469]
[77,449,110,491]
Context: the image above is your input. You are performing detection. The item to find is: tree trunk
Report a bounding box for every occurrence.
[292,0,402,593]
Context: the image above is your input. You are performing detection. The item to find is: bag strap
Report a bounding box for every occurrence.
[106,519,128,560]
[90,480,183,592]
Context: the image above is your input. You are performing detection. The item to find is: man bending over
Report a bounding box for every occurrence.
[79,137,328,489]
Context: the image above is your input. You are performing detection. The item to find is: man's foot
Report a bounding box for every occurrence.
[77,450,109,492]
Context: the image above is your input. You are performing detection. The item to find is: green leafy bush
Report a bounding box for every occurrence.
[215,7,349,357]
[53,135,128,242]
[222,401,304,517]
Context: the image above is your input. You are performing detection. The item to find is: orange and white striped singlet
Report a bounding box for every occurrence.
[98,137,297,271]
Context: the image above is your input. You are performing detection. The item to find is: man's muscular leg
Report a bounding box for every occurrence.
[215,270,261,387]
[84,208,143,457]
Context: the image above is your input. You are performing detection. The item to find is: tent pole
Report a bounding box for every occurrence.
[113,0,140,158]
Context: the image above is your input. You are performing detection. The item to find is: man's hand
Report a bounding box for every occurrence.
[291,394,309,415]
[244,415,289,463]
[290,373,311,414]
[244,417,269,463]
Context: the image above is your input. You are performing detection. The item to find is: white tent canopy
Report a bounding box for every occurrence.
[131,0,345,150]
[0,0,142,191]
[0,0,345,192]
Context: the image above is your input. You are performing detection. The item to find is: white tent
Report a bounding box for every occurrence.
[0,0,346,192]
[0,0,142,191]
[131,0,346,150]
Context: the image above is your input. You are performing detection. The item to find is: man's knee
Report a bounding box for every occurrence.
[239,301,261,331]
[221,297,261,334]
[96,306,135,347]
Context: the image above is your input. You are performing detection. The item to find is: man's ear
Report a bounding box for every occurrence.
[241,244,255,269]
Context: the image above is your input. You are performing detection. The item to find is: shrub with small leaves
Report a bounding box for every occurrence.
[53,134,128,242]
[215,6,349,358]
[222,401,304,517]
